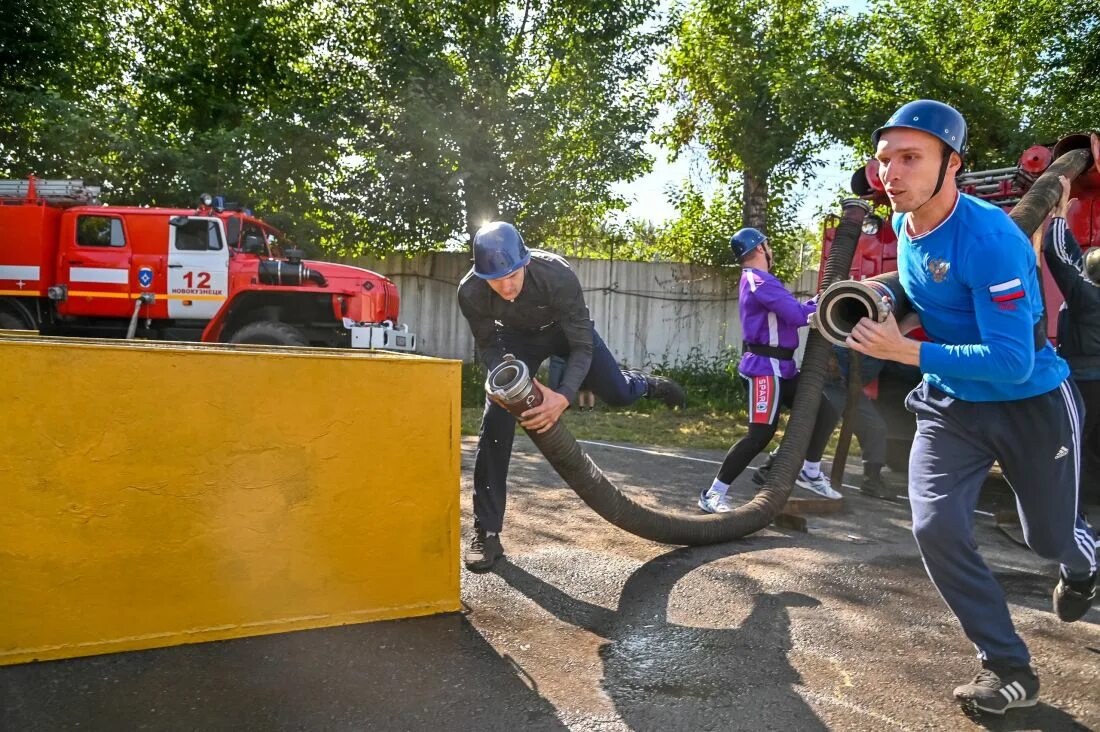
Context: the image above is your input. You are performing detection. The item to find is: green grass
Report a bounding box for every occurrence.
[461,405,749,450]
[460,404,864,457]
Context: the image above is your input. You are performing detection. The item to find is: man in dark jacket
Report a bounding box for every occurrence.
[458,221,685,571]
[1043,174,1100,505]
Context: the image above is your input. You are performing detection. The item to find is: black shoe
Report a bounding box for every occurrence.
[644,375,686,408]
[953,661,1039,715]
[752,456,775,486]
[1053,568,1096,622]
[464,530,503,572]
[859,473,890,498]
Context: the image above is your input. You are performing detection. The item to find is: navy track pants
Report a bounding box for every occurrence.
[907,378,1097,666]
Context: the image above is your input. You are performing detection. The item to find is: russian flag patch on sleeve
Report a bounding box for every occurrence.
[989,278,1025,302]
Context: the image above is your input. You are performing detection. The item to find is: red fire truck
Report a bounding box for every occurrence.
[0,177,415,350]
[820,134,1100,469]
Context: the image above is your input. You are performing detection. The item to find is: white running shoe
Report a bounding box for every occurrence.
[698,488,732,513]
[795,469,842,500]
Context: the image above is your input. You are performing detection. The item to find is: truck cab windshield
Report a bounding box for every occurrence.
[228,216,284,258]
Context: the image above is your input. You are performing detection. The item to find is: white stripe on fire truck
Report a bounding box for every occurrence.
[0,265,40,281]
[69,267,129,284]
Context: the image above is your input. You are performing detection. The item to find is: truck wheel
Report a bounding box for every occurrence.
[885,438,911,474]
[227,321,308,347]
[0,310,31,330]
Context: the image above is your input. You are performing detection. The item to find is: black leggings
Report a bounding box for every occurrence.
[716,374,839,485]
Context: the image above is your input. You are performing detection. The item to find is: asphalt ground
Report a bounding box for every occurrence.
[2,434,1098,731]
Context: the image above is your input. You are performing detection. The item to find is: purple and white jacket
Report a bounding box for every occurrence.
[738,268,816,379]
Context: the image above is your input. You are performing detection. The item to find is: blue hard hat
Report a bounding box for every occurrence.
[872,99,967,156]
[730,228,768,259]
[473,222,530,279]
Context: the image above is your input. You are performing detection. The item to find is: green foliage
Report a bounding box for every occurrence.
[844,0,1094,167]
[1,0,340,257]
[346,0,661,247]
[657,182,742,267]
[0,0,128,176]
[1028,0,1100,138]
[655,0,1099,257]
[648,181,815,280]
[507,208,658,262]
[644,346,746,414]
[462,361,489,409]
[0,0,662,258]
[5,0,1096,265]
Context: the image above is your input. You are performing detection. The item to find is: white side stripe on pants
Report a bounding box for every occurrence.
[1075,528,1098,573]
[1058,380,1097,572]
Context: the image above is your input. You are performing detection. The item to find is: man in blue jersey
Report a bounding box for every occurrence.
[847,100,1097,716]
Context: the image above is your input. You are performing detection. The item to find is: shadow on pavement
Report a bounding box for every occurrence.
[0,614,567,732]
[962,702,1087,731]
[496,543,829,731]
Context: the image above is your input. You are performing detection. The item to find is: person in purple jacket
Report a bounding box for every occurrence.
[699,228,843,514]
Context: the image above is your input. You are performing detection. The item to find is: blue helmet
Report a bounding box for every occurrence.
[730,228,768,259]
[872,99,967,156]
[473,222,530,279]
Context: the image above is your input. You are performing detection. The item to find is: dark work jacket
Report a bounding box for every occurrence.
[458,250,594,402]
[1042,217,1100,380]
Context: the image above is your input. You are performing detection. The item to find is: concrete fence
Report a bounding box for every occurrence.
[346,252,818,367]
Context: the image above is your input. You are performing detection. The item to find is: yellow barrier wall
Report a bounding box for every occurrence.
[0,336,461,665]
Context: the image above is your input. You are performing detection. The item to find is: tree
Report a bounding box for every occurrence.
[99,0,336,216]
[659,0,858,232]
[843,0,1087,167]
[1028,0,1100,138]
[3,0,662,258]
[1,0,341,255]
[325,0,661,252]
[654,181,812,281]
[0,0,127,177]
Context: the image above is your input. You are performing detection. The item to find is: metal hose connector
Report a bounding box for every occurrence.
[814,272,910,347]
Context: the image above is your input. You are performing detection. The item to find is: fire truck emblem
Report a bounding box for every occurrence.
[138,267,154,288]
[928,258,950,283]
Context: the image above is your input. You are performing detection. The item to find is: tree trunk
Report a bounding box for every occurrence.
[743,170,768,232]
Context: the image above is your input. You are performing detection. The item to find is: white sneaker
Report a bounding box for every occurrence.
[698,488,732,513]
[795,469,842,500]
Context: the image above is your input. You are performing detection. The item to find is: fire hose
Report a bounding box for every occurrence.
[483,199,871,545]
[829,350,863,491]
